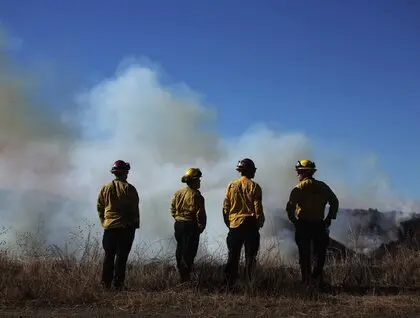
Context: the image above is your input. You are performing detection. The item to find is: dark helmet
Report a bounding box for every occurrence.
[236,158,257,172]
[110,160,131,173]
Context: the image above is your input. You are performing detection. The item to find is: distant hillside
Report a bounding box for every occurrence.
[371,216,420,259]
[265,207,420,255]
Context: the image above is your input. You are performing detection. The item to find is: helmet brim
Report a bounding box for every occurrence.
[296,168,317,172]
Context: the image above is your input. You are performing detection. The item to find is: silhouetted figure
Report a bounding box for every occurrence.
[223,158,265,285]
[171,168,207,282]
[97,160,140,290]
[286,159,339,288]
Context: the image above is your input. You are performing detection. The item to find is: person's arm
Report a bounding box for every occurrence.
[97,186,105,227]
[196,193,207,233]
[170,193,177,220]
[254,184,265,228]
[222,184,231,228]
[131,186,140,228]
[324,184,339,226]
[285,187,300,224]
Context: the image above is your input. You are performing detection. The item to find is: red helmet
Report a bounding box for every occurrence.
[111,160,130,173]
[236,158,256,172]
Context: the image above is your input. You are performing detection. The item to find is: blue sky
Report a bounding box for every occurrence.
[1,0,419,198]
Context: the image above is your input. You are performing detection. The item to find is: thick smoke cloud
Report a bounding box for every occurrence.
[0,33,77,250]
[0,35,419,262]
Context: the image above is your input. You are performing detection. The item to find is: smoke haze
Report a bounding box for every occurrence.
[0,36,419,262]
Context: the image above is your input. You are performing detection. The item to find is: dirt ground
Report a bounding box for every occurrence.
[1,293,420,318]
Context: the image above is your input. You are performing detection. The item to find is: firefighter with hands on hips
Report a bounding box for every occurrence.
[286,159,339,288]
[97,160,140,291]
[223,158,265,286]
[171,168,207,282]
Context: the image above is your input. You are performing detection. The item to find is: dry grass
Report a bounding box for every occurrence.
[1,227,420,317]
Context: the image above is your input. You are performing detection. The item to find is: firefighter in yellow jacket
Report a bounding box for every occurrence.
[97,160,140,290]
[171,168,207,282]
[223,158,265,285]
[286,159,339,287]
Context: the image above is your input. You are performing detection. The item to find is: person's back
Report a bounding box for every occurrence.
[170,168,206,282]
[171,186,206,228]
[223,158,264,285]
[98,178,140,229]
[291,177,338,222]
[97,160,140,291]
[285,159,339,288]
[223,176,264,228]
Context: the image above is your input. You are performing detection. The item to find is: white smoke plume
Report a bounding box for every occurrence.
[0,34,419,262]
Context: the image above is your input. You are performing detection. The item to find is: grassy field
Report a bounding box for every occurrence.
[1,229,420,317]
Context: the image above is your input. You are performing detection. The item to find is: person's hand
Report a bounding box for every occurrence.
[198,226,205,234]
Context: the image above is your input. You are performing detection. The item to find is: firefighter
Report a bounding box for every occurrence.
[97,160,140,290]
[171,168,207,282]
[223,158,265,285]
[285,159,339,287]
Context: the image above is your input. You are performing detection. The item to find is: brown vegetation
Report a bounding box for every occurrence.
[1,226,420,317]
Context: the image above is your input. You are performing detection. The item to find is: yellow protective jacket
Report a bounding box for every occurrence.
[286,177,339,222]
[223,176,265,229]
[97,178,140,229]
[171,186,207,231]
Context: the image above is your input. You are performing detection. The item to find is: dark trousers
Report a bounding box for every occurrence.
[294,219,330,285]
[224,217,260,284]
[174,221,200,281]
[101,227,136,289]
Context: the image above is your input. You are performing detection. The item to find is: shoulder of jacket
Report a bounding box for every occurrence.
[173,188,183,195]
[127,182,137,190]
[102,181,114,190]
[232,178,241,184]
[295,179,308,189]
[226,180,236,188]
[313,178,327,187]
[252,180,262,190]
[319,180,334,193]
[175,186,189,195]
[129,183,139,195]
[193,189,204,199]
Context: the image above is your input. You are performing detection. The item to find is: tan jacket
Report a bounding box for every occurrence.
[286,177,339,221]
[97,178,140,229]
[223,176,265,229]
[171,186,207,231]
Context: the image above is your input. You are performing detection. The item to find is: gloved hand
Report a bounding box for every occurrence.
[198,226,205,234]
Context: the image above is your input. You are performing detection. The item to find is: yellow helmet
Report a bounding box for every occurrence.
[181,168,202,183]
[295,159,317,171]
